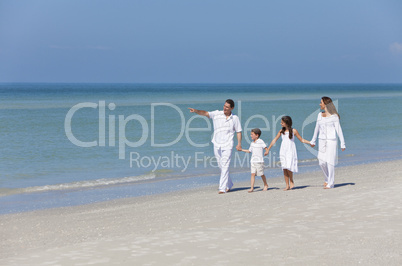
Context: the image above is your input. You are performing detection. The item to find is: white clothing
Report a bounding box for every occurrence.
[251,162,264,176]
[249,138,267,163]
[209,110,241,193]
[319,140,337,188]
[279,131,298,173]
[208,110,242,148]
[310,113,345,149]
[214,145,233,192]
[318,138,338,166]
[310,113,345,188]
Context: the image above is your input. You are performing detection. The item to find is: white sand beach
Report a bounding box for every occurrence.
[1,159,402,265]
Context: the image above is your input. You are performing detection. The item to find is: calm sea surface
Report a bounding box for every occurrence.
[1,83,401,213]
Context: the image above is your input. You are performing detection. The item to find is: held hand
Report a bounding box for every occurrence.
[341,148,345,151]
[310,144,315,148]
[236,145,242,151]
[264,151,268,156]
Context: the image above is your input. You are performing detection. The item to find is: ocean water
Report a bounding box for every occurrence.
[1,83,401,213]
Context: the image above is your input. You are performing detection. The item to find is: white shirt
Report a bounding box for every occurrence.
[249,138,267,163]
[310,113,346,149]
[208,110,242,148]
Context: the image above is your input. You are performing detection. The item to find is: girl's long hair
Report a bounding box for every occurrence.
[322,96,340,119]
[280,116,293,139]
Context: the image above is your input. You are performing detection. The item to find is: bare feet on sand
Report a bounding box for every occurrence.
[283,187,290,191]
[263,185,268,191]
[248,189,254,193]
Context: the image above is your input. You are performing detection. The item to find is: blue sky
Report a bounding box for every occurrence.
[0,0,402,83]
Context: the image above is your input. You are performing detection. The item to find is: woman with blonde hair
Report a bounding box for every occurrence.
[310,96,346,189]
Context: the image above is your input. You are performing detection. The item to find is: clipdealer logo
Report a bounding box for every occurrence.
[64,100,337,170]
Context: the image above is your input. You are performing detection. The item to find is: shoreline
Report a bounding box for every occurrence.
[1,159,402,265]
[0,155,401,215]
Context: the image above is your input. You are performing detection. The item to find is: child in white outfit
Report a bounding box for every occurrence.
[241,128,269,193]
[267,116,310,191]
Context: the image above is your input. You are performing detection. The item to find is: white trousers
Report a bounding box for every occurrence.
[318,139,337,188]
[214,146,233,192]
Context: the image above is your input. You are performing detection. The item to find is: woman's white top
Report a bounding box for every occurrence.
[310,113,346,149]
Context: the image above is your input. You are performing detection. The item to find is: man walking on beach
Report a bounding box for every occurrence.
[189,99,242,194]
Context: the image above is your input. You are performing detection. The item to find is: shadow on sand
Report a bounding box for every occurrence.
[228,183,354,192]
[290,185,310,190]
[334,182,355,188]
[228,187,251,192]
[229,186,281,192]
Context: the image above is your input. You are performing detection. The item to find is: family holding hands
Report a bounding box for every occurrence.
[188,96,346,194]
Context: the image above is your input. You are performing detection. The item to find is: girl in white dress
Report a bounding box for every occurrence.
[267,116,310,190]
[310,96,346,189]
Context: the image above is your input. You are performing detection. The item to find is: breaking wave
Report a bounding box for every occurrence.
[0,173,156,197]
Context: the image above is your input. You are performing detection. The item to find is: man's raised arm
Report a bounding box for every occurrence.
[188,108,210,118]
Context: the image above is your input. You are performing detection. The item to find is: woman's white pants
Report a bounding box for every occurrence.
[318,139,337,188]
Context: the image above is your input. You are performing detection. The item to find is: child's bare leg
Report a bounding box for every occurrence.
[261,175,268,191]
[289,171,294,189]
[283,169,290,190]
[249,173,256,193]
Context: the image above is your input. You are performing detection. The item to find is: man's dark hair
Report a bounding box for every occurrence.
[226,99,235,108]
